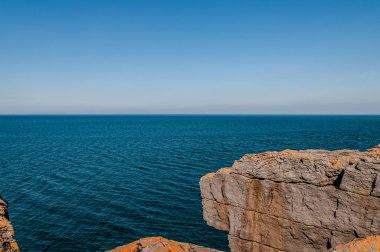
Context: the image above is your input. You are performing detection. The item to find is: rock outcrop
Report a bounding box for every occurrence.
[200,145,380,252]
[2,145,380,252]
[329,235,380,252]
[0,196,19,252]
[107,236,222,252]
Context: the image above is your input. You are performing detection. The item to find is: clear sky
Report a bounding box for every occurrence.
[0,0,379,114]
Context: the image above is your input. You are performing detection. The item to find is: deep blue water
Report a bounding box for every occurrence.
[0,115,380,251]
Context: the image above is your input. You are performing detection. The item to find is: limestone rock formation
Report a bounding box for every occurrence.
[106,236,222,252]
[0,196,19,252]
[329,235,380,252]
[200,145,380,252]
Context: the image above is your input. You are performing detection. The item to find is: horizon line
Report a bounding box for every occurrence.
[0,113,379,116]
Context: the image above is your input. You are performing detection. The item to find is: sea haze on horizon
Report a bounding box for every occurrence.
[1,0,380,114]
[0,115,380,251]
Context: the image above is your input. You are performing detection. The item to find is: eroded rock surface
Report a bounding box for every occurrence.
[0,196,19,252]
[106,236,222,252]
[329,235,380,252]
[200,145,380,252]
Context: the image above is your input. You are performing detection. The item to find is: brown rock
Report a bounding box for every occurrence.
[106,236,222,252]
[200,145,380,252]
[329,235,380,252]
[0,196,19,252]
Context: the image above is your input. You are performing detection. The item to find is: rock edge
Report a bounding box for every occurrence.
[0,195,19,252]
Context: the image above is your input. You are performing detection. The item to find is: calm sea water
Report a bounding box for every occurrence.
[0,115,379,251]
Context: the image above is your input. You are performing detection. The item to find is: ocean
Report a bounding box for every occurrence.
[0,115,379,251]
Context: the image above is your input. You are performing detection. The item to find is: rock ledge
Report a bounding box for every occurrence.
[106,236,222,252]
[200,145,380,251]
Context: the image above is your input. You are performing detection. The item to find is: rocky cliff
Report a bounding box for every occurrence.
[200,145,380,252]
[2,146,380,251]
[0,196,19,252]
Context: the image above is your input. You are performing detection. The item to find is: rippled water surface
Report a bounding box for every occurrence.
[1,115,380,251]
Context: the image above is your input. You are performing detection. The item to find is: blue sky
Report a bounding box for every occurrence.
[0,0,379,114]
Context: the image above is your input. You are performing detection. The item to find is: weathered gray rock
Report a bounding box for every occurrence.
[200,145,380,252]
[0,195,19,252]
